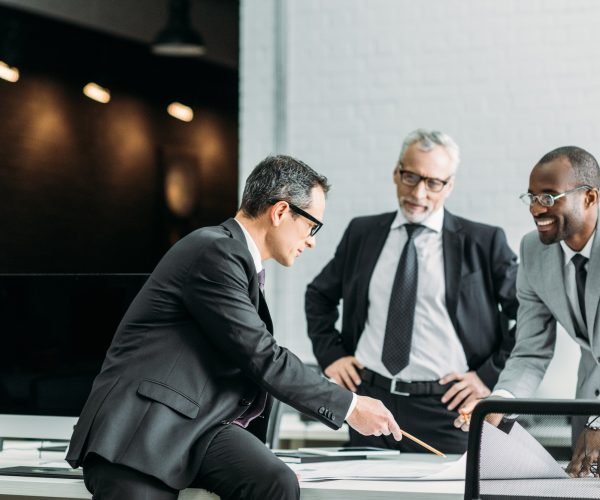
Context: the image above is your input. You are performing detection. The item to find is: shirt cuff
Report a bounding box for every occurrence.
[345,393,358,421]
[491,389,515,399]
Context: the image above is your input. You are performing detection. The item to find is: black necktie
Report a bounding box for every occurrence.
[572,254,588,330]
[382,224,425,375]
[257,269,265,294]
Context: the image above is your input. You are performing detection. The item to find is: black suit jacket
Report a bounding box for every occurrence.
[305,210,518,388]
[67,218,352,490]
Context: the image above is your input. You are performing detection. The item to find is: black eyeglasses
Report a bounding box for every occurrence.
[397,166,452,193]
[519,185,592,207]
[271,200,323,237]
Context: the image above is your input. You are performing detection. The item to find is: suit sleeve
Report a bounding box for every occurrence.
[305,222,354,370]
[493,236,557,397]
[182,237,353,429]
[475,227,520,388]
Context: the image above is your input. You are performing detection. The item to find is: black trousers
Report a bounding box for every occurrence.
[350,379,469,455]
[83,424,299,500]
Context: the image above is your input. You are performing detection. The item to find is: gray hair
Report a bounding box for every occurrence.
[537,146,600,188]
[398,129,460,172]
[240,155,330,218]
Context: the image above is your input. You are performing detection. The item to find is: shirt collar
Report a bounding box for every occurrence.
[234,219,263,273]
[391,206,445,233]
[560,230,596,266]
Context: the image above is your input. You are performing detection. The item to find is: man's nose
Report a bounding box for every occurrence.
[530,200,548,216]
[306,235,316,249]
[411,179,428,198]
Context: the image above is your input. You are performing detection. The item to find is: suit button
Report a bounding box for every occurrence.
[595,389,600,397]
[220,420,230,425]
[318,406,325,415]
[331,415,336,422]
[240,398,252,406]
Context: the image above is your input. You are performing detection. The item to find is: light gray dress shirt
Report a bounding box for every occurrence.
[355,208,469,380]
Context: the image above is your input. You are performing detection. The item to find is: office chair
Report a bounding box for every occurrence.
[464,398,600,500]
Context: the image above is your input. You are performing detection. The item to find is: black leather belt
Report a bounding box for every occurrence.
[359,367,450,396]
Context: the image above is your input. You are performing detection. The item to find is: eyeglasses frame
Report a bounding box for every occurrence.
[270,199,323,237]
[519,185,593,207]
[396,165,452,193]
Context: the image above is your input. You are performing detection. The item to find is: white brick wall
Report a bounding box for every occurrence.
[240,0,599,396]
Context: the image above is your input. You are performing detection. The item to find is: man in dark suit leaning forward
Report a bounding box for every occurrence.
[67,155,402,500]
[305,129,519,454]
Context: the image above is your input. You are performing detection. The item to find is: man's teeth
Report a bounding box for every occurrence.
[536,219,554,226]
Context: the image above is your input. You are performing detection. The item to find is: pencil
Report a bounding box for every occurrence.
[400,429,446,458]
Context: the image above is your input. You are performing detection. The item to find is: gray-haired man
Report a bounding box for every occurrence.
[306,129,518,453]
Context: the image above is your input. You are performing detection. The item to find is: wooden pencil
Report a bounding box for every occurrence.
[400,429,446,458]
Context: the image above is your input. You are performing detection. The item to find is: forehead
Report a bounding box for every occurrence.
[529,157,575,192]
[401,143,454,177]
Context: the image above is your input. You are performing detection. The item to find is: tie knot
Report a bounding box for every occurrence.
[572,254,588,270]
[404,224,425,240]
[257,269,266,290]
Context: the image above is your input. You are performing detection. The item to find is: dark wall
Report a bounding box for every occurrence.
[0,6,238,273]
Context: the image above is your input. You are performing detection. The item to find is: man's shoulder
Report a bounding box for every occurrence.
[347,211,396,232]
[520,230,548,258]
[446,211,504,238]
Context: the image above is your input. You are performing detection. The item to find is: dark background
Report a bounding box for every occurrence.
[0,4,239,273]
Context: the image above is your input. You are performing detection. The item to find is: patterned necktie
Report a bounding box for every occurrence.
[382,223,425,375]
[572,254,588,330]
[257,269,265,293]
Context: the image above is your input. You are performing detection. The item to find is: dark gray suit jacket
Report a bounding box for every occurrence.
[67,218,353,490]
[305,210,518,389]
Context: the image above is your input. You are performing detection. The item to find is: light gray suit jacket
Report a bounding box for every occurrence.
[495,229,600,399]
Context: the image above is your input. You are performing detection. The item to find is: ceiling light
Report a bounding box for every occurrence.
[0,60,19,82]
[83,82,111,104]
[167,102,194,122]
[152,0,205,57]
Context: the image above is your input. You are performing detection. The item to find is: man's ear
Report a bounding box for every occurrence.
[585,187,599,208]
[269,201,288,227]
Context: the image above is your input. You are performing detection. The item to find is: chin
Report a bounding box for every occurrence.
[401,207,430,224]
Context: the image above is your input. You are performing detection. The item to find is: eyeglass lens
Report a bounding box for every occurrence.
[400,171,445,192]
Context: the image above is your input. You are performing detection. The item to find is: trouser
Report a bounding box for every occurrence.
[83,424,299,500]
[349,377,469,455]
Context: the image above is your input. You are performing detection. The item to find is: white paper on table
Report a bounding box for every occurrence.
[479,421,568,480]
[289,421,567,482]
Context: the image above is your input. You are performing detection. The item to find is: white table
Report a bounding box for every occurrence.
[0,442,463,500]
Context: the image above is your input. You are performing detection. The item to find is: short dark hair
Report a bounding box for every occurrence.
[537,146,600,188]
[239,155,330,218]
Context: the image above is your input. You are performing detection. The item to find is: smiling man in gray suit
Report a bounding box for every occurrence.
[456,146,600,477]
[66,155,402,500]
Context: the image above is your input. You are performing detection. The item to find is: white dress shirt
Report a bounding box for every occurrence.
[355,208,469,380]
[560,231,595,337]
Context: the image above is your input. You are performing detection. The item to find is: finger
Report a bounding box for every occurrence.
[381,425,391,436]
[460,421,470,432]
[339,370,357,392]
[461,393,479,408]
[441,382,466,404]
[439,372,462,385]
[387,417,403,441]
[351,357,365,369]
[579,456,593,478]
[453,415,465,429]
[447,387,472,411]
[346,364,362,386]
[373,431,382,437]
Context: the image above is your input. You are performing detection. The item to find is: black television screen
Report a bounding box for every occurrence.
[0,273,149,417]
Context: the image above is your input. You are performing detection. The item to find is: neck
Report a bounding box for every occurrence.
[234,212,270,261]
[565,210,598,252]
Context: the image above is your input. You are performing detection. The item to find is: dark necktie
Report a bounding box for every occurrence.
[382,224,425,375]
[572,254,588,330]
[257,269,265,293]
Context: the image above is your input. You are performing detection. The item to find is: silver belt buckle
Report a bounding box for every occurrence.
[390,377,410,396]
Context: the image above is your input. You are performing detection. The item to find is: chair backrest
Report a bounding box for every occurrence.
[265,398,283,449]
[465,398,600,500]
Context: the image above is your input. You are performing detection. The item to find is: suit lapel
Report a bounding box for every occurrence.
[541,243,579,337]
[442,211,463,332]
[221,218,274,334]
[357,213,396,322]
[585,228,600,345]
